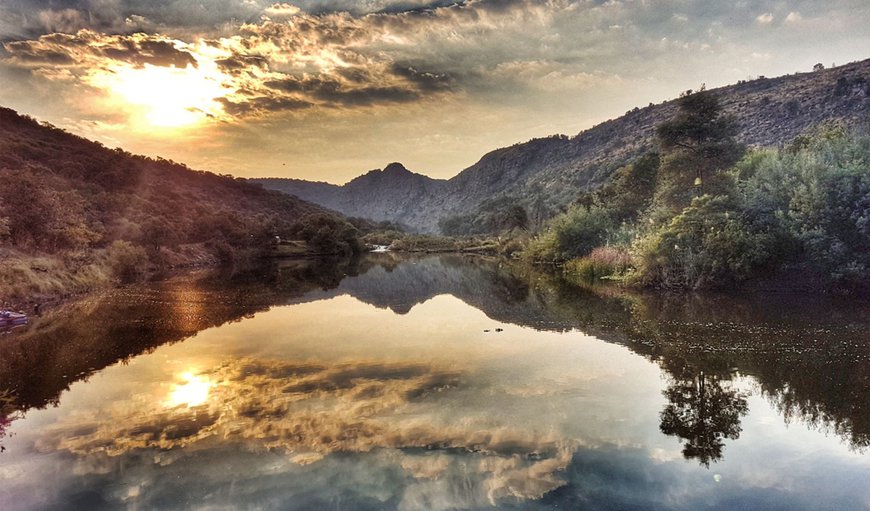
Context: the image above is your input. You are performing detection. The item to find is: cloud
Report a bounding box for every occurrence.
[756,12,774,25]
[33,357,577,504]
[3,31,198,69]
[785,11,802,23]
[263,2,303,17]
[1,13,460,121]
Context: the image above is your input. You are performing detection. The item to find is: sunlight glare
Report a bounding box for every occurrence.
[97,63,228,128]
[165,372,212,408]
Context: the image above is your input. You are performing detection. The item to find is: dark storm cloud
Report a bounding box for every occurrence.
[0,43,76,65]
[261,63,453,108]
[214,54,269,72]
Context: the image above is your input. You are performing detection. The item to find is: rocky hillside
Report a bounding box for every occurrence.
[256,59,870,233]
[255,162,447,228]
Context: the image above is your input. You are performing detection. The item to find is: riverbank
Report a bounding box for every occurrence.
[0,239,371,312]
[364,232,524,256]
[0,244,223,312]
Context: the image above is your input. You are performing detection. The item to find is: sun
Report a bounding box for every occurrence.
[165,372,212,408]
[94,62,229,129]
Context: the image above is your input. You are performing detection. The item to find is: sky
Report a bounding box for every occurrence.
[0,1,868,183]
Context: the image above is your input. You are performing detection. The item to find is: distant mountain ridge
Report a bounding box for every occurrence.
[256,59,870,232]
[255,162,447,228]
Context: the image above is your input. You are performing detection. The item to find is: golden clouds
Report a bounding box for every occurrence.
[1,9,459,130]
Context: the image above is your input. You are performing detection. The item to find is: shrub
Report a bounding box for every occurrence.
[524,206,616,262]
[632,195,778,288]
[564,246,633,284]
[746,131,870,285]
[290,214,362,255]
[106,240,149,283]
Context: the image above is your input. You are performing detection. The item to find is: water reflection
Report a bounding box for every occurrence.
[659,368,749,467]
[165,372,212,409]
[0,254,868,510]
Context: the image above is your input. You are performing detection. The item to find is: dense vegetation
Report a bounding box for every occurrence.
[522,89,870,291]
[0,107,359,304]
[438,196,530,235]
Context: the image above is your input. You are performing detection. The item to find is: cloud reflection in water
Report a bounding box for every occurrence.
[36,357,578,505]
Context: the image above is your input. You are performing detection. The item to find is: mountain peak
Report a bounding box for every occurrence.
[382,162,410,174]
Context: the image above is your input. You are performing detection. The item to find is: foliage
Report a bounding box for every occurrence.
[439,195,529,236]
[289,214,362,256]
[563,246,632,284]
[653,88,745,215]
[106,240,150,283]
[360,230,406,247]
[523,205,616,262]
[387,234,498,253]
[631,194,779,288]
[737,127,870,286]
[575,153,660,222]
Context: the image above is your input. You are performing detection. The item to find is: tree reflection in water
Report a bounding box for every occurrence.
[0,390,21,452]
[659,365,748,467]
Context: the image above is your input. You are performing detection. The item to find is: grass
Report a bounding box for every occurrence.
[563,246,633,285]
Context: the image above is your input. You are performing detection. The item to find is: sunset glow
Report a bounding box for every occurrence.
[94,63,229,129]
[1,1,868,180]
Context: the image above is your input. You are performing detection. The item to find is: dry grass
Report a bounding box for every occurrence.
[564,246,633,284]
[0,243,219,307]
[0,249,112,306]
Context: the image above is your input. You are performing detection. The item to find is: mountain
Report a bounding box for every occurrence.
[255,162,447,229]
[255,59,870,233]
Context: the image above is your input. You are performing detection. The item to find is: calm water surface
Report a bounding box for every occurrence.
[1,254,868,510]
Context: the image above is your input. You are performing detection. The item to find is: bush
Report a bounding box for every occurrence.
[632,195,778,288]
[523,206,616,262]
[739,129,870,285]
[290,214,362,255]
[564,246,633,284]
[106,240,150,283]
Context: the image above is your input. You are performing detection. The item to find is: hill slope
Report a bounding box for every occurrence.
[256,59,870,232]
[0,107,345,303]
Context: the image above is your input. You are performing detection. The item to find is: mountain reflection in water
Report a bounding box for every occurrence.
[0,253,868,511]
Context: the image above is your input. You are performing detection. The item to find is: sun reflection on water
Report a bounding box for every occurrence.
[165,372,212,408]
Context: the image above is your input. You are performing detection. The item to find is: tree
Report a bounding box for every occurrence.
[593,152,660,221]
[654,89,744,214]
[813,63,825,72]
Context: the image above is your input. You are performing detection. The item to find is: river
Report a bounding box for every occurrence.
[1,253,868,510]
